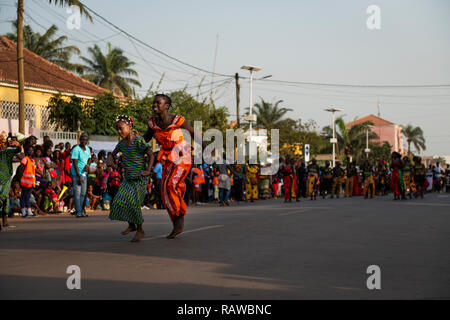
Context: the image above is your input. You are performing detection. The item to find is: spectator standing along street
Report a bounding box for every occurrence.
[71,132,91,218]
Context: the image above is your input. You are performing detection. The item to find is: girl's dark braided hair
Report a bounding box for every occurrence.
[115,115,134,127]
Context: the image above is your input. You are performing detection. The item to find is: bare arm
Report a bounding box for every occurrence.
[143,127,154,143]
[141,148,155,176]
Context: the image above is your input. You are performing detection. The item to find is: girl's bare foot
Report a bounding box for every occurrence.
[166,230,175,239]
[166,228,182,239]
[131,230,145,242]
[167,216,184,239]
[121,226,137,235]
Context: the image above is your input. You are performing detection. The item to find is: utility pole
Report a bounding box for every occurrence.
[17,0,25,134]
[209,34,219,105]
[365,125,373,159]
[235,73,240,127]
[377,99,381,118]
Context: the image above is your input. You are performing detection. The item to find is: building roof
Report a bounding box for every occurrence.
[345,114,395,127]
[0,36,113,98]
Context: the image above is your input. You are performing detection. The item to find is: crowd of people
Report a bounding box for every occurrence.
[181,154,450,206]
[1,95,449,240]
[1,130,449,226]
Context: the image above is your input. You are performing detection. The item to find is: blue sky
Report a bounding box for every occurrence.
[1,0,449,155]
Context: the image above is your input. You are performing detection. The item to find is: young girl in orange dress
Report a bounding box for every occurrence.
[144,94,199,239]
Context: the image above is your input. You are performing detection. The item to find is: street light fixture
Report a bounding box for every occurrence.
[258,75,272,80]
[324,108,343,168]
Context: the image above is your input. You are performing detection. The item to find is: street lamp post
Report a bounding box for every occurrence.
[325,108,343,168]
[365,125,374,159]
[241,66,262,142]
[241,65,262,163]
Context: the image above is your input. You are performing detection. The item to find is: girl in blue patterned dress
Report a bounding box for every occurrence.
[109,115,154,242]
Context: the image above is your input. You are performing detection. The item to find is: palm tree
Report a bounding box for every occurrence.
[15,0,91,133]
[47,0,92,19]
[402,124,426,155]
[246,98,293,131]
[4,22,84,73]
[80,43,141,97]
[323,117,378,162]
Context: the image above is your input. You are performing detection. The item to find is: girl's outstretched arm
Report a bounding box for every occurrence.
[141,148,155,177]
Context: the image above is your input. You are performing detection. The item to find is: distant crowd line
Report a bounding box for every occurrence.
[0,132,449,231]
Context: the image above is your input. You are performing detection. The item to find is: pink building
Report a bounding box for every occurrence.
[346,114,404,154]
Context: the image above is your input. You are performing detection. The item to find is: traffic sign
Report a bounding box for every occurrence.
[304,144,310,162]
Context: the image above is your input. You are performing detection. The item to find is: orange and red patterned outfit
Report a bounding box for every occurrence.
[148,115,192,222]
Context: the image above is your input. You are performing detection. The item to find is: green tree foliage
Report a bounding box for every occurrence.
[402,124,426,155]
[322,117,378,162]
[85,92,122,135]
[248,98,293,132]
[122,96,154,135]
[167,91,229,132]
[47,90,230,136]
[278,119,327,158]
[47,94,89,131]
[47,0,92,20]
[3,22,84,73]
[370,141,392,164]
[80,43,141,97]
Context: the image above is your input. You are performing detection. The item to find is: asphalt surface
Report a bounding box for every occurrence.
[1,194,449,300]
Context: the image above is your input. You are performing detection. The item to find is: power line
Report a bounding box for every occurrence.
[253,80,450,98]
[258,78,450,89]
[135,78,231,93]
[25,3,201,83]
[22,7,229,101]
[29,0,214,81]
[82,4,234,78]
[26,0,450,93]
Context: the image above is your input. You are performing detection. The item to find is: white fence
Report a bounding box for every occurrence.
[39,131,78,146]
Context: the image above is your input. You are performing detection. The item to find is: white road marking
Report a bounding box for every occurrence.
[141,224,225,241]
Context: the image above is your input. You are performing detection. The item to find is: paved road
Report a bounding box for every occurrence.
[1,194,449,299]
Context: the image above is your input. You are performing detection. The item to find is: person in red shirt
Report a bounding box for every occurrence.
[108,164,121,199]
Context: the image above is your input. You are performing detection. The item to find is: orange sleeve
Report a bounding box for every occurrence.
[175,115,185,128]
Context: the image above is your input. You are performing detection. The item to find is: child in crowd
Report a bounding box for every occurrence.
[44,180,62,214]
[86,184,101,211]
[8,180,21,215]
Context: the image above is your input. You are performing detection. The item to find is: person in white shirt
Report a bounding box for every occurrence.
[434,163,443,193]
